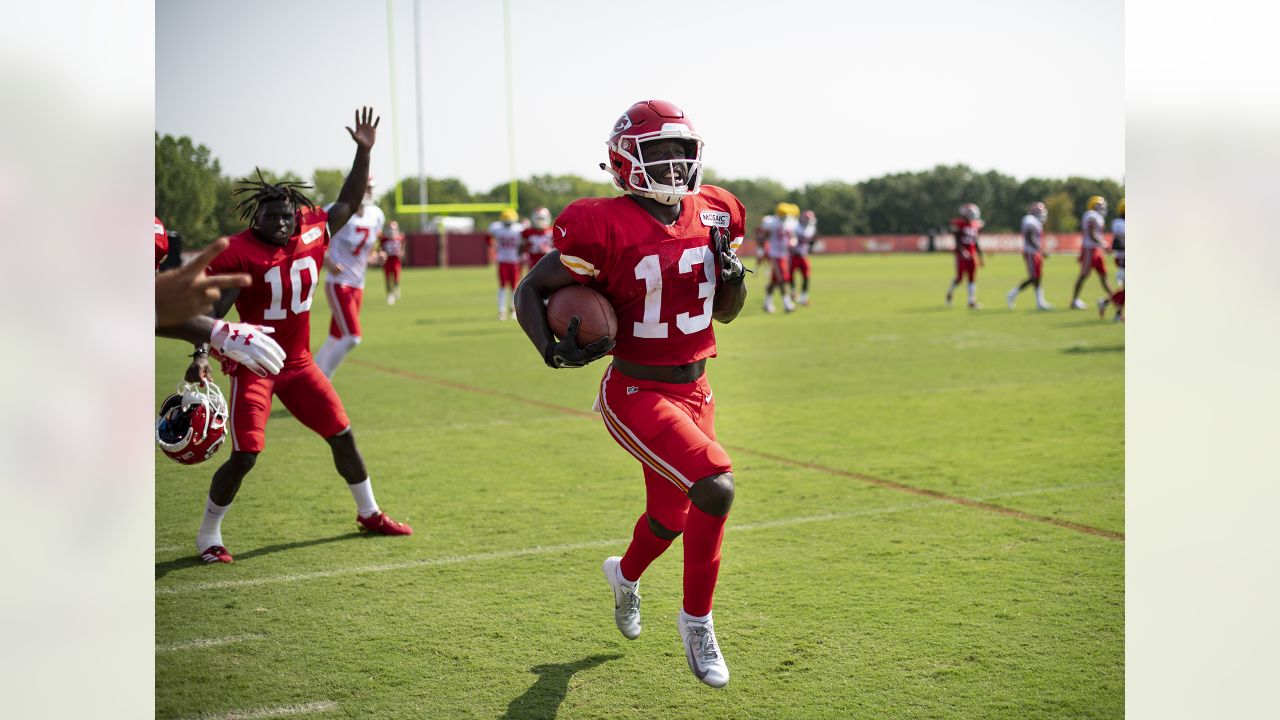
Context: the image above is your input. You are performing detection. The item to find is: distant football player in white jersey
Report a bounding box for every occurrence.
[790,210,817,306]
[315,178,386,377]
[755,202,799,313]
[488,208,525,320]
[1098,198,1124,322]
[1069,195,1114,310]
[1006,202,1053,310]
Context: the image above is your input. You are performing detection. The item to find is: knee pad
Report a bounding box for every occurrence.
[689,473,735,517]
[647,514,683,540]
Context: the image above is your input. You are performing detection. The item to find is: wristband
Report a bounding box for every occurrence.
[191,345,209,358]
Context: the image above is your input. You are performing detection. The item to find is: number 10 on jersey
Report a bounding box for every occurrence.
[262,257,319,320]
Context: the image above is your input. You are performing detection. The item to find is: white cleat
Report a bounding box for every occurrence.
[387,294,397,306]
[1006,289,1018,310]
[678,610,729,688]
[498,309,508,321]
[602,557,641,640]
[782,296,796,313]
[763,301,776,314]
[798,293,810,306]
[1037,302,1053,311]
[1071,298,1087,310]
[945,294,953,307]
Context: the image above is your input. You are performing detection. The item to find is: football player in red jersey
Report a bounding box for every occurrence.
[379,220,406,305]
[184,108,412,565]
[523,207,555,269]
[946,202,986,308]
[515,100,748,688]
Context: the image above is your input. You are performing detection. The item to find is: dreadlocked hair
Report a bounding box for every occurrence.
[232,168,316,222]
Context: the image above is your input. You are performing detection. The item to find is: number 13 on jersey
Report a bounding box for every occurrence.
[632,246,715,339]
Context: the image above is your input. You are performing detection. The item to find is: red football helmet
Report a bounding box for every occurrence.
[958,203,981,221]
[604,100,704,206]
[156,380,229,465]
[1027,201,1047,221]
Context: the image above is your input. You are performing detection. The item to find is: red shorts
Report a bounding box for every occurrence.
[325,282,363,339]
[769,256,791,284]
[954,253,977,281]
[596,365,732,503]
[228,361,350,453]
[384,256,401,282]
[1023,252,1043,280]
[528,252,546,269]
[498,261,521,288]
[1080,247,1107,276]
[790,255,811,278]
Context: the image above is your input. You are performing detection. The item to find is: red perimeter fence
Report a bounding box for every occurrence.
[182,232,1092,268]
[394,232,1090,268]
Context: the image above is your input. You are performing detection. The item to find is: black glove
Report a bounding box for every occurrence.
[712,227,747,286]
[543,316,616,369]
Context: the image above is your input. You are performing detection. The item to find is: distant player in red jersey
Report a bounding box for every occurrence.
[946,202,986,309]
[185,108,412,565]
[1070,195,1114,309]
[523,207,554,270]
[515,100,748,688]
[790,209,817,306]
[379,220,405,305]
[489,208,524,320]
[1006,201,1053,310]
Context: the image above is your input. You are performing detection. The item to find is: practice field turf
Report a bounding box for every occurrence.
[155,253,1123,719]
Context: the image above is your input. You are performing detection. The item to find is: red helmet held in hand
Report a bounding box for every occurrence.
[156,380,229,465]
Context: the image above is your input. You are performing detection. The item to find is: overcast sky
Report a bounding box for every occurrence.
[157,0,1124,194]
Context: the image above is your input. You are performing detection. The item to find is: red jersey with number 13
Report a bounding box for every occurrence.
[207,207,330,369]
[554,185,746,366]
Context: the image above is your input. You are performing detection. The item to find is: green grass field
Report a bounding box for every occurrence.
[155,253,1124,719]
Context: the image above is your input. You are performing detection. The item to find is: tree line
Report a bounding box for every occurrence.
[157,133,1123,249]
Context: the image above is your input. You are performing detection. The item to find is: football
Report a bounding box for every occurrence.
[546,285,617,344]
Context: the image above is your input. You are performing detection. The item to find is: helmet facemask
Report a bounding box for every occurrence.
[610,129,704,206]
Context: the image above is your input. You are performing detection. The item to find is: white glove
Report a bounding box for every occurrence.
[210,320,285,377]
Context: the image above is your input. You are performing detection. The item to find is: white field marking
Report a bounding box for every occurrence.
[155,481,1116,597]
[170,700,337,720]
[156,633,267,654]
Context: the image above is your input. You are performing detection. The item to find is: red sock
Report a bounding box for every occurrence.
[682,505,727,617]
[619,514,672,583]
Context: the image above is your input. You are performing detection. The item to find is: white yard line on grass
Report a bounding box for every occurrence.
[170,700,337,719]
[155,480,1117,597]
[156,633,267,653]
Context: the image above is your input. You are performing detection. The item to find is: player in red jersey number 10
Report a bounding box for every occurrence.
[514,99,748,688]
[186,108,413,565]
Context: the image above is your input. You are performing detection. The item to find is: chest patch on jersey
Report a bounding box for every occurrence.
[699,210,730,228]
[300,227,323,245]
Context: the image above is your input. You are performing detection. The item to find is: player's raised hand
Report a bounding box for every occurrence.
[210,320,286,377]
[346,106,380,151]
[544,316,616,369]
[155,237,251,327]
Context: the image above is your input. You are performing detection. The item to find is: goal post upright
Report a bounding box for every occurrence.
[384,0,518,224]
